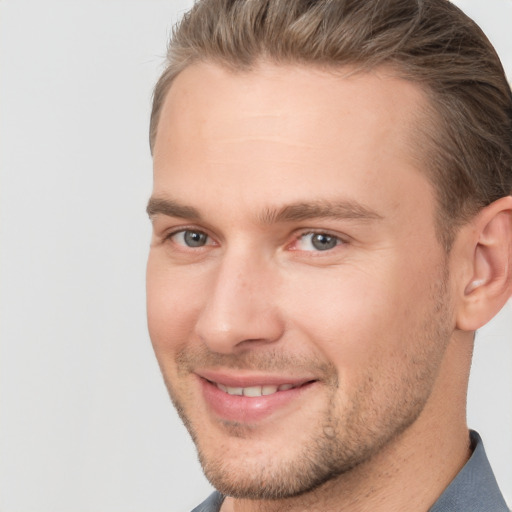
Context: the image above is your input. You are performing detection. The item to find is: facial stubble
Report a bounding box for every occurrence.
[159,267,453,501]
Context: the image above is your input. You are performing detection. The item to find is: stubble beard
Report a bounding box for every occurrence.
[161,269,453,501]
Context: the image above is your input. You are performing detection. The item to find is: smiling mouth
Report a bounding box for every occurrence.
[199,375,319,423]
[210,381,314,397]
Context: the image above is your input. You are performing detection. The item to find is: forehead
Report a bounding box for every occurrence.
[152,62,432,221]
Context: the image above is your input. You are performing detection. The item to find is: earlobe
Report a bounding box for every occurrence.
[456,196,512,332]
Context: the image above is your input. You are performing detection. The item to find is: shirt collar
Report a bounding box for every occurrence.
[429,430,509,512]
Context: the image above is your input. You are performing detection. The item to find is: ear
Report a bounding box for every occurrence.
[456,195,512,331]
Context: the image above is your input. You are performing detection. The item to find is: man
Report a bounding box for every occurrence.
[145,0,512,510]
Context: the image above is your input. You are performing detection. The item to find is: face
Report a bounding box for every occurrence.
[147,62,455,499]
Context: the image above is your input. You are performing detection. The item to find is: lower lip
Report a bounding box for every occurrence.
[200,378,315,424]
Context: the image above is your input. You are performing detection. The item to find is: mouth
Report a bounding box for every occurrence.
[196,371,318,423]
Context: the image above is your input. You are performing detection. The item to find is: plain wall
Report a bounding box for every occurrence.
[0,1,510,511]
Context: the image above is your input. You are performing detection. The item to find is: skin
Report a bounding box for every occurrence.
[147,62,485,512]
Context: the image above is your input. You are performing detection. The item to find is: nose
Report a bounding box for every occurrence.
[194,251,284,354]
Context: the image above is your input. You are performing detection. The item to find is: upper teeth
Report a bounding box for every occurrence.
[216,383,296,397]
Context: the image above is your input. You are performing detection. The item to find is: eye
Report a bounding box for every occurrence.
[295,232,341,251]
[169,229,212,248]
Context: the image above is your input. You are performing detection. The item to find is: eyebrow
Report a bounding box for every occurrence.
[147,197,202,220]
[259,200,383,224]
[146,197,383,224]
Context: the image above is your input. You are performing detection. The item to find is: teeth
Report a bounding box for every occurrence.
[244,386,265,397]
[226,386,243,396]
[216,383,298,397]
[262,385,278,395]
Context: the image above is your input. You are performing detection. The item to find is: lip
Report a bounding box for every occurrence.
[197,369,315,388]
[196,370,317,424]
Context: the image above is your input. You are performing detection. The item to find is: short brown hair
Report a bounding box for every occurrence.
[149,0,512,249]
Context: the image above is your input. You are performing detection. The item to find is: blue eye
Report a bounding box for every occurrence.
[171,230,210,248]
[297,232,340,251]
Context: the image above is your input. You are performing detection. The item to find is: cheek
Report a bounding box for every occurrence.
[284,265,396,339]
[280,260,430,376]
[146,254,203,356]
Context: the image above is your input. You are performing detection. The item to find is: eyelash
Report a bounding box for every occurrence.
[290,231,344,252]
[163,227,345,255]
[164,228,214,248]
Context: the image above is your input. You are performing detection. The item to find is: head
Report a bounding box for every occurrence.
[146,0,512,505]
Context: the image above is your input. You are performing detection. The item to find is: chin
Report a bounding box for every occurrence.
[198,445,350,500]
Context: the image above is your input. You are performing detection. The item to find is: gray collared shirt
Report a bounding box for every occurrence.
[191,431,509,512]
[429,431,509,512]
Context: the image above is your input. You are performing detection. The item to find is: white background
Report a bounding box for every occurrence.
[0,1,510,511]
